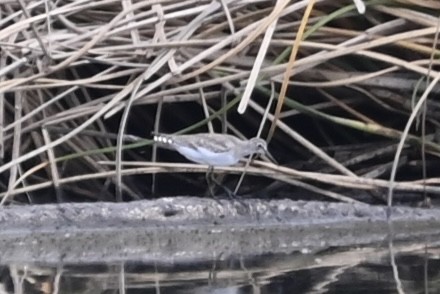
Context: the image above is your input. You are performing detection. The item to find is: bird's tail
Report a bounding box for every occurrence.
[152,133,176,149]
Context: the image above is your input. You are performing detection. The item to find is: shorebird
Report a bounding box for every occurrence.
[153,133,274,196]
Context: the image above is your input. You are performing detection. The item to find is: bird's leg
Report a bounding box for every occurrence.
[208,168,235,199]
[205,166,216,197]
[206,167,246,210]
[205,166,234,198]
[210,171,249,210]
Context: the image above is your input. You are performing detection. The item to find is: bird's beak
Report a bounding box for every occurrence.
[263,149,278,165]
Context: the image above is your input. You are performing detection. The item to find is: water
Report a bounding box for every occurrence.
[0,242,438,293]
[1,198,439,293]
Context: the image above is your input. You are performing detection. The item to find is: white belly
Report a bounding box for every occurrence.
[176,146,239,166]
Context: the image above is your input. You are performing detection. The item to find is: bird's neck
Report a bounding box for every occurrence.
[236,141,254,157]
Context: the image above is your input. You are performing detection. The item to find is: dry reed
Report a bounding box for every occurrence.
[1,0,440,206]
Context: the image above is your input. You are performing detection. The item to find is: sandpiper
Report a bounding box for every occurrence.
[153,133,274,196]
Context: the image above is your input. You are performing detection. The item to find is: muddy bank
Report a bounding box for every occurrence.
[0,198,439,264]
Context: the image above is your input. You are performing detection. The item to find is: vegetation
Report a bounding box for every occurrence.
[1,0,439,206]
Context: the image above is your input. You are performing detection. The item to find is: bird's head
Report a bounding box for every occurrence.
[249,137,268,155]
[247,137,276,164]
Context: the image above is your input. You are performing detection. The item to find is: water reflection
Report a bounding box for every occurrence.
[1,199,439,293]
[1,243,439,293]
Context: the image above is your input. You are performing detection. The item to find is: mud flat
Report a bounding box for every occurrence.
[0,198,439,264]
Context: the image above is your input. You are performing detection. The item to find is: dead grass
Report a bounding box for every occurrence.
[1,0,440,206]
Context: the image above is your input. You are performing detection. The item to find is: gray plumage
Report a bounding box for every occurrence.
[153,133,268,166]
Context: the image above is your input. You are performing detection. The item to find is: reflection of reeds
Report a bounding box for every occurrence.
[1,0,440,205]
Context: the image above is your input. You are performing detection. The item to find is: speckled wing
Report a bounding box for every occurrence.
[172,134,241,154]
